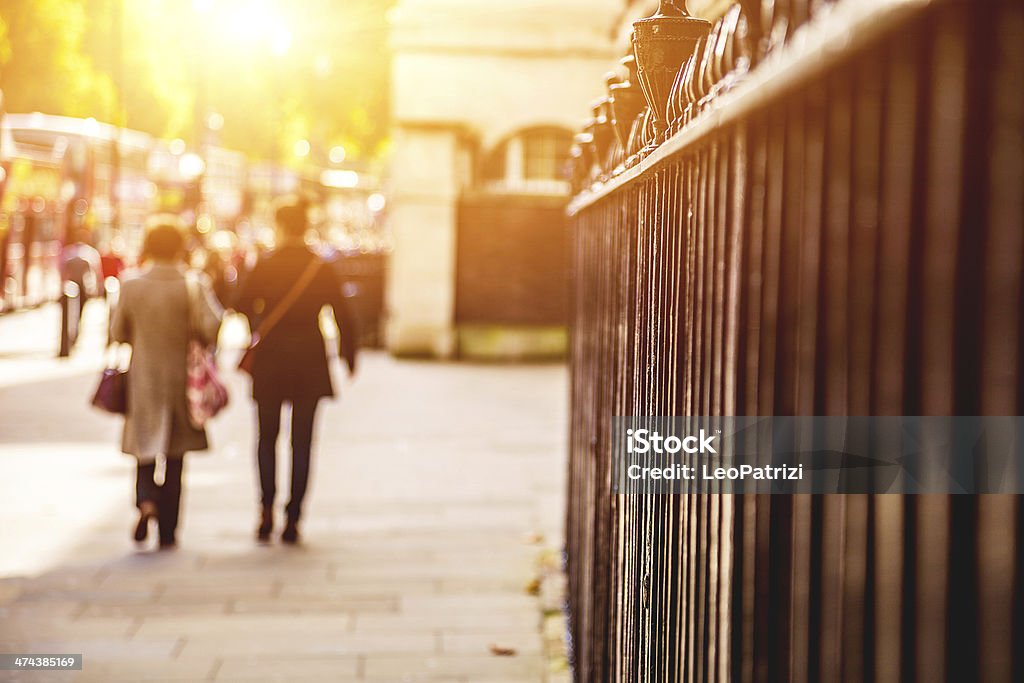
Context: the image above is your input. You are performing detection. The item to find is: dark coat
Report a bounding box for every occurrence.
[110,264,223,461]
[234,244,358,403]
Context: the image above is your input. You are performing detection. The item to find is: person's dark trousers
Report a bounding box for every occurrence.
[257,398,319,522]
[136,456,185,543]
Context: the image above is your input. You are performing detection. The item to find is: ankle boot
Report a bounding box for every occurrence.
[257,506,274,543]
[281,517,300,545]
[134,501,157,543]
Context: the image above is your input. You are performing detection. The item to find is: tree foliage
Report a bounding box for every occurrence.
[0,0,395,163]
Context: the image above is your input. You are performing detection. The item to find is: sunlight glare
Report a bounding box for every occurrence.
[194,0,292,58]
[179,152,206,179]
[270,27,293,56]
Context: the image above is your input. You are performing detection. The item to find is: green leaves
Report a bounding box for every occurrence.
[0,0,395,163]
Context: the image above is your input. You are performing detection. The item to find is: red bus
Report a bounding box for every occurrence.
[0,112,154,312]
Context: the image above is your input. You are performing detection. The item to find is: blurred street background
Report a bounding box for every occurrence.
[0,0,619,680]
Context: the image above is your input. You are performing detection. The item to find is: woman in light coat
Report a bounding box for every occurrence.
[110,219,222,549]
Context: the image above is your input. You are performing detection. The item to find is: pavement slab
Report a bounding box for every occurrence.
[0,304,568,682]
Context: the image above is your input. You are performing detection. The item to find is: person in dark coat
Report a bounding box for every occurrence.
[234,198,358,544]
[61,227,103,337]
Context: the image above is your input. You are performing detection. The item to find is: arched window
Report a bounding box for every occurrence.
[480,126,574,195]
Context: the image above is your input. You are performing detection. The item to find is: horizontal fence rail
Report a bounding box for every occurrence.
[566,1,1023,681]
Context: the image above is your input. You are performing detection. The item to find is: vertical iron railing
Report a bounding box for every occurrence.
[566,1,1023,681]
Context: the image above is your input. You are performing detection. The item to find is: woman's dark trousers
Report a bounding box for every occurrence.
[136,456,185,543]
[256,398,319,522]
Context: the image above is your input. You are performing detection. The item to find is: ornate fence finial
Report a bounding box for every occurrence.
[631,1,711,155]
[574,131,597,183]
[608,79,644,158]
[590,98,615,177]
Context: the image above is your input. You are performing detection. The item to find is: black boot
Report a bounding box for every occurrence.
[281,517,300,545]
[257,506,273,543]
[133,501,157,543]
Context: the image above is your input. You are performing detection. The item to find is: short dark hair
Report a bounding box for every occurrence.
[141,216,186,262]
[275,197,308,238]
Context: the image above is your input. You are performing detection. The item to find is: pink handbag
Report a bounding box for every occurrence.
[185,278,228,427]
[186,340,228,427]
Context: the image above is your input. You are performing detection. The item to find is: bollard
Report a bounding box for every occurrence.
[58,281,81,358]
[104,277,120,346]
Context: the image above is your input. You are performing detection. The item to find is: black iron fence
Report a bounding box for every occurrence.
[566,1,1023,681]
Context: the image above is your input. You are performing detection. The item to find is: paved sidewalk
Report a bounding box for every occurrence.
[0,306,568,682]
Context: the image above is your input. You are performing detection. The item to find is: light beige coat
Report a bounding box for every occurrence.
[110,263,222,461]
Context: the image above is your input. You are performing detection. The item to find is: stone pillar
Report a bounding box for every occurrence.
[386,126,461,357]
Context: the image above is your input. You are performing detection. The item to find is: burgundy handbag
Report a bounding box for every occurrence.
[91,365,128,414]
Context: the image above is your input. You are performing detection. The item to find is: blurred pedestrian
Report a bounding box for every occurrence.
[202,249,232,308]
[99,243,126,299]
[110,217,223,549]
[60,228,102,331]
[235,197,358,545]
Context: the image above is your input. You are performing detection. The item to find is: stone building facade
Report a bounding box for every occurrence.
[386,0,621,357]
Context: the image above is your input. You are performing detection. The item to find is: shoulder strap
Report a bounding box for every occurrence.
[250,257,322,342]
